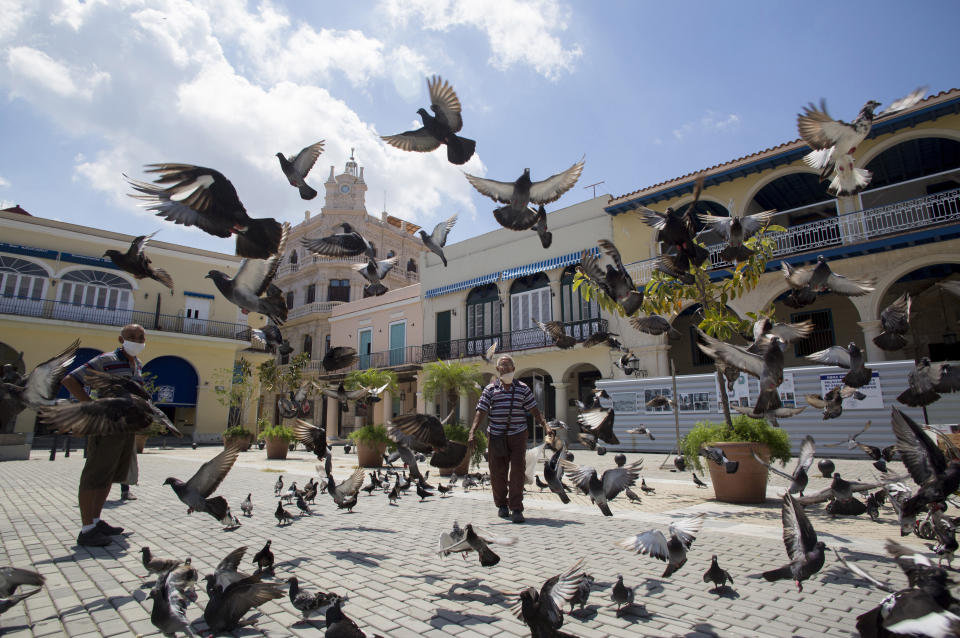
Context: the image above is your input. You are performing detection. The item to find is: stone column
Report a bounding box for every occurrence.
[459,392,470,425]
[858,319,884,363]
[381,390,392,424]
[326,396,340,437]
[552,382,570,443]
[653,344,670,377]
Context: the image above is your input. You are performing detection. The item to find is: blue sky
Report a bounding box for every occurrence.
[0,0,956,254]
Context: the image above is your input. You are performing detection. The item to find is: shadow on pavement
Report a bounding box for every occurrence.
[442,578,509,606]
[331,526,398,534]
[326,550,389,568]
[686,622,721,637]
[429,608,501,630]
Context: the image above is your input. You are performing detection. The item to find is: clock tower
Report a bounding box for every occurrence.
[323,148,367,211]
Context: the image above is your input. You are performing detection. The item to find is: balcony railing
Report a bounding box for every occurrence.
[421,317,608,362]
[288,301,344,320]
[0,295,257,343]
[627,188,960,281]
[277,255,376,278]
[305,345,425,375]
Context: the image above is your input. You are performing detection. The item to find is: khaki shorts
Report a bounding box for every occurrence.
[79,434,135,490]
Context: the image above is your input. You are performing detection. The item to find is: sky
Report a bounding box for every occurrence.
[0,0,957,255]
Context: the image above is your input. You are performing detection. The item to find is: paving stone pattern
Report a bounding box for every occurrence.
[0,446,931,637]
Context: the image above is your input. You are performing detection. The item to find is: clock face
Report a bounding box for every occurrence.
[340,184,351,194]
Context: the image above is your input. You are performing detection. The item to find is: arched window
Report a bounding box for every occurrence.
[509,273,551,350]
[466,283,500,356]
[0,256,47,316]
[289,251,298,264]
[560,266,599,339]
[54,269,133,325]
[407,258,417,273]
[302,334,313,359]
[324,334,331,355]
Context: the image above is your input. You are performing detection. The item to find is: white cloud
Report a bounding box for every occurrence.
[6,46,109,99]
[0,0,32,43]
[673,111,741,141]
[380,0,582,80]
[0,175,9,188]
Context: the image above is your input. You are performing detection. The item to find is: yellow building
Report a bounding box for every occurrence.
[0,207,272,445]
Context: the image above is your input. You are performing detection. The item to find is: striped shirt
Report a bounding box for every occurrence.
[69,347,144,395]
[476,379,537,436]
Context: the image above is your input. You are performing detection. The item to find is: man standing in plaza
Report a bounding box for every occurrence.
[468,355,552,524]
[62,324,147,547]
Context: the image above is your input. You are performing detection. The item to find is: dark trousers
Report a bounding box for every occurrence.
[489,431,528,511]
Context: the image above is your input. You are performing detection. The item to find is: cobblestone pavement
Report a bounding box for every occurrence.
[0,445,940,637]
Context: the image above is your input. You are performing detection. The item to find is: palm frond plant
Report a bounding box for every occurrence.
[345,368,398,394]
[421,359,483,419]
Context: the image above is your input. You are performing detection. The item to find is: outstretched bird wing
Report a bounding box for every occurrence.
[782,493,817,562]
[232,224,288,296]
[797,100,851,149]
[22,339,79,405]
[291,141,325,177]
[528,160,585,205]
[806,345,852,369]
[38,397,154,435]
[669,514,705,549]
[431,214,457,247]
[427,75,463,132]
[891,406,945,486]
[463,173,518,204]
[185,441,243,498]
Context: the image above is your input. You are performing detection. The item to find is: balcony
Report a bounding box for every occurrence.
[0,296,258,343]
[287,301,344,320]
[626,188,960,281]
[306,345,425,375]
[421,317,608,362]
[277,255,375,278]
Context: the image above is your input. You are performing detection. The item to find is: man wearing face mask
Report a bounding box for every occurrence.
[62,324,147,547]
[468,355,552,523]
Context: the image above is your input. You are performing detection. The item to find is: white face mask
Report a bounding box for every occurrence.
[499,371,515,384]
[122,340,145,356]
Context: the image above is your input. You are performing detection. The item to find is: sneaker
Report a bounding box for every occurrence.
[497,506,509,519]
[95,520,124,536]
[120,491,137,501]
[77,528,112,547]
[511,510,525,524]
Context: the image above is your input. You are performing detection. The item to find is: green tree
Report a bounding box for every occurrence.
[574,224,784,427]
[344,368,399,394]
[421,359,483,418]
[258,352,310,397]
[212,358,258,433]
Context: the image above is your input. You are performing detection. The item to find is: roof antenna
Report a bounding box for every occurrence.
[583,181,605,198]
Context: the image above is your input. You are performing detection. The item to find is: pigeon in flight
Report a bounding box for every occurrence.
[782,255,876,303]
[321,347,358,373]
[654,252,696,285]
[703,555,734,592]
[533,319,578,349]
[510,558,586,638]
[382,75,475,165]
[480,341,499,364]
[561,459,643,516]
[629,315,680,339]
[39,395,180,437]
[353,253,398,297]
[577,245,643,316]
[437,521,516,567]
[576,405,618,445]
[616,513,705,578]
[753,435,816,496]
[698,209,776,263]
[762,493,826,591]
[276,140,324,200]
[466,159,585,223]
[824,420,872,450]
[806,342,873,388]
[797,88,926,195]
[543,446,570,505]
[162,441,243,522]
[874,293,911,351]
[126,164,284,259]
[898,357,960,407]
[639,178,709,270]
[581,330,623,350]
[805,385,864,419]
[203,577,285,634]
[147,565,195,637]
[418,213,458,268]
[324,454,365,512]
[3,339,78,429]
[302,223,375,260]
[531,205,552,249]
[731,404,806,429]
[0,566,45,615]
[697,330,785,414]
[389,412,468,469]
[292,419,334,461]
[104,231,174,291]
[746,318,813,355]
[204,547,253,596]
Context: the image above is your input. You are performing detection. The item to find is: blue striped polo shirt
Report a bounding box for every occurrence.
[69,347,144,395]
[476,379,536,436]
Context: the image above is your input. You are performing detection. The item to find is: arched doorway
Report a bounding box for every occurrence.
[143,356,199,437]
[560,362,602,437]
[509,273,551,350]
[465,283,501,357]
[749,172,836,228]
[515,367,554,443]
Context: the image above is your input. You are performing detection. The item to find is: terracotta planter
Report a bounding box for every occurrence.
[355,441,387,467]
[224,434,252,450]
[265,436,289,459]
[704,442,770,504]
[135,434,149,454]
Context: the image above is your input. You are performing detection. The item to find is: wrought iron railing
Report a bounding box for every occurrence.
[421,317,608,363]
[0,296,256,342]
[287,301,344,320]
[627,188,960,281]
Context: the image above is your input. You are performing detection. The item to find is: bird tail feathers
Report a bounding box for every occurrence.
[762,565,792,582]
[298,183,318,200]
[152,268,175,291]
[236,218,284,260]
[478,545,501,567]
[620,291,643,317]
[719,245,755,263]
[872,332,907,351]
[599,501,613,516]
[539,230,553,249]
[446,135,476,166]
[261,290,288,326]
[897,388,939,407]
[556,489,570,504]
[205,496,230,521]
[803,148,834,172]
[829,167,872,196]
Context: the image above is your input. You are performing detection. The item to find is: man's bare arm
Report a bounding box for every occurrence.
[62,376,91,402]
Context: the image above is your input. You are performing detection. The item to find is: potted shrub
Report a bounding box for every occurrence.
[438,422,487,476]
[348,424,393,467]
[421,359,483,422]
[223,424,255,450]
[259,423,295,460]
[680,414,791,504]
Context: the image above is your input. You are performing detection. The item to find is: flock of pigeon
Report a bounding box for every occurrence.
[3,81,960,637]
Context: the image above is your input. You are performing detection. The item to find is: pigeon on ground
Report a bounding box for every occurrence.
[560,459,643,517]
[543,446,570,505]
[625,487,642,503]
[204,547,253,594]
[698,209,776,262]
[617,514,705,578]
[640,478,656,494]
[287,576,339,620]
[797,88,926,195]
[240,493,253,518]
[437,483,452,497]
[898,357,960,407]
[252,541,273,574]
[806,342,873,388]
[692,473,707,488]
[891,407,960,530]
[746,318,813,355]
[762,493,826,592]
[353,254,398,297]
[275,500,294,526]
[576,406,618,445]
[703,555,734,592]
[162,442,243,523]
[203,577,284,634]
[382,76,475,165]
[533,319,578,349]
[699,446,739,474]
[296,494,311,516]
[629,314,680,339]
[466,160,585,229]
[206,222,290,325]
[510,558,586,638]
[2,339,78,426]
[568,573,594,614]
[874,293,911,351]
[103,232,174,290]
[752,435,815,496]
[865,492,882,522]
[324,454,365,512]
[782,255,876,302]
[276,140,324,200]
[141,547,182,578]
[419,214,457,267]
[302,223,375,261]
[321,348,359,373]
[437,522,516,567]
[0,566,45,598]
[805,385,864,420]
[697,329,785,414]
[126,164,284,259]
[325,597,384,637]
[639,178,709,270]
[610,575,635,616]
[416,481,433,502]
